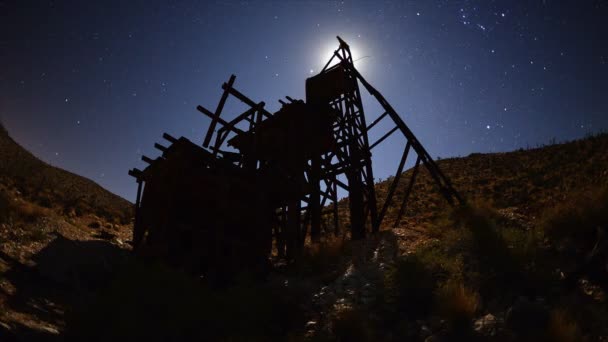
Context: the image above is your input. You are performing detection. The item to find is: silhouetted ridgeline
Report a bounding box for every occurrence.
[373,133,608,228]
[0,123,131,223]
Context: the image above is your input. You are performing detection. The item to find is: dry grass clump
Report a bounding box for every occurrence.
[540,186,608,254]
[296,235,350,277]
[436,280,480,331]
[12,200,48,223]
[0,189,48,224]
[383,253,436,318]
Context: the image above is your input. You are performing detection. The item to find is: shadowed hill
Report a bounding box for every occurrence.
[0,123,131,223]
[373,133,608,229]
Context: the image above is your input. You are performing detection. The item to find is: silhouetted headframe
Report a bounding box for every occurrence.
[128,36,463,280]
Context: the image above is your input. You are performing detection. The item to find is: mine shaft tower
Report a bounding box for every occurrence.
[129,37,463,274]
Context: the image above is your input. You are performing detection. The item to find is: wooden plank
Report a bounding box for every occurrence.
[197,105,244,135]
[203,75,236,147]
[375,142,410,229]
[393,156,421,227]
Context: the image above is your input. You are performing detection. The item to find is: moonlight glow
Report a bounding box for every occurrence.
[319,40,367,72]
[2,1,607,202]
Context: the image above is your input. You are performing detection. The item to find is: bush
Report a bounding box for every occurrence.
[13,200,47,223]
[540,186,608,285]
[436,280,480,329]
[540,186,608,255]
[383,254,436,319]
[296,236,349,277]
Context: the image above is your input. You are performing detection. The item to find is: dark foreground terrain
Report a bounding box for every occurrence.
[1,123,607,341]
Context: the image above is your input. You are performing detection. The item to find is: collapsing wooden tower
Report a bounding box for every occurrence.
[129,37,463,276]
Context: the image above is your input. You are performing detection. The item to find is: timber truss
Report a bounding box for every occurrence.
[130,36,463,261]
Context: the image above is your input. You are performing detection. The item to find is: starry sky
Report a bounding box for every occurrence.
[1,0,607,202]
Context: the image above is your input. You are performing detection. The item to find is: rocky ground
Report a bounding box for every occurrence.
[0,196,132,340]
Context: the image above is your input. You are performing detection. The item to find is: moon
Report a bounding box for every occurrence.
[319,39,368,72]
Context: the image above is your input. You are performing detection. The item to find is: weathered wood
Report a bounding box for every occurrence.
[370,126,399,149]
[394,156,422,227]
[162,133,177,143]
[154,143,168,153]
[141,155,155,164]
[197,105,244,135]
[203,75,236,148]
[376,142,410,229]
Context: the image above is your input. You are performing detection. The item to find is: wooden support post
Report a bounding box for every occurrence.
[203,75,235,148]
[376,142,410,229]
[333,180,340,236]
[197,105,244,135]
[347,169,366,240]
[286,200,301,260]
[133,179,144,249]
[393,156,421,227]
[310,157,321,243]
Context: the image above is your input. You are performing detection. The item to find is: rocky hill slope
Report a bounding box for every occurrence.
[0,123,133,339]
[0,123,607,341]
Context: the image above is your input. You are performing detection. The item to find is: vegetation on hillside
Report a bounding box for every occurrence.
[1,125,607,340]
[0,123,132,224]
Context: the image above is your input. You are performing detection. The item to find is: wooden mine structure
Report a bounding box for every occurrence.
[129,37,463,279]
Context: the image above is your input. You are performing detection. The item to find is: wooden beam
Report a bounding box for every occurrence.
[370,126,399,149]
[162,133,177,143]
[375,142,410,230]
[203,74,236,147]
[393,156,421,227]
[197,105,244,135]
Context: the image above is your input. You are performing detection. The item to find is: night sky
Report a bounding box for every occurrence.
[1,1,607,202]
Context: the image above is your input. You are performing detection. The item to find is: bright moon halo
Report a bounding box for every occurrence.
[318,40,368,73]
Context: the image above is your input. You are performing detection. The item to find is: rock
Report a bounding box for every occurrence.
[419,325,432,339]
[474,313,499,336]
[0,321,11,331]
[39,325,60,334]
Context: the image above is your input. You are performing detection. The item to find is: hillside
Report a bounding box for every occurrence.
[0,124,131,223]
[0,126,607,341]
[379,133,608,225]
[0,123,133,338]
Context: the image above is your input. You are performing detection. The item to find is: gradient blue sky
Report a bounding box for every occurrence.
[1,0,607,201]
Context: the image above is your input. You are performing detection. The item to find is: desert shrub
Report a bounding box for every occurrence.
[435,280,480,332]
[36,194,53,208]
[449,203,529,299]
[545,309,580,342]
[539,186,608,287]
[25,225,47,242]
[12,200,47,223]
[296,236,350,277]
[540,186,608,256]
[383,254,436,319]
